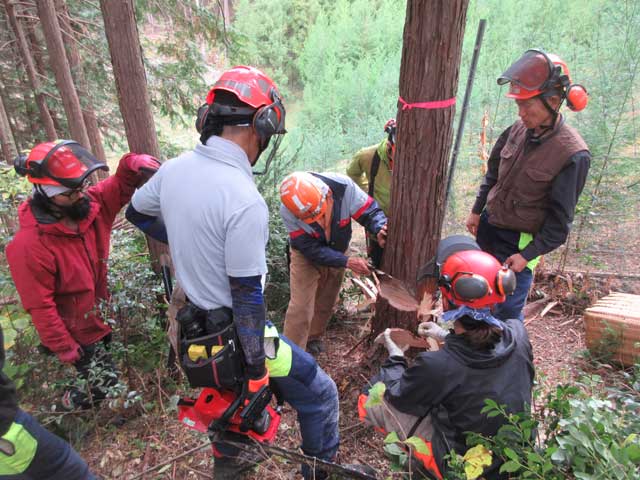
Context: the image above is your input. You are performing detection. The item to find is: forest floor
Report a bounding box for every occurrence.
[70,225,640,479]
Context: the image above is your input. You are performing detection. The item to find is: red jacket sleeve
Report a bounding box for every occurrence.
[5,235,79,354]
[87,153,158,222]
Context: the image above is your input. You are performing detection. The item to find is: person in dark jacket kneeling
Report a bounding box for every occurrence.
[358,235,535,479]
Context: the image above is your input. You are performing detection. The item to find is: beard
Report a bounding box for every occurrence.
[58,196,91,221]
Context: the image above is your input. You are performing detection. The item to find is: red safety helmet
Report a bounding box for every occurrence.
[498,49,588,112]
[280,172,329,224]
[417,235,516,309]
[14,140,107,189]
[203,65,286,139]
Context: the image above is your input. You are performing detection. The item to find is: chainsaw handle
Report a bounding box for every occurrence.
[208,388,244,434]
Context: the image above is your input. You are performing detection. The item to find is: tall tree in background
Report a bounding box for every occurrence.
[56,0,107,167]
[99,0,160,159]
[0,89,17,163]
[3,0,57,141]
[372,0,469,334]
[36,0,91,148]
[100,0,165,268]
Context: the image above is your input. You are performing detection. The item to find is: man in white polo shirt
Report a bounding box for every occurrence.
[127,66,343,480]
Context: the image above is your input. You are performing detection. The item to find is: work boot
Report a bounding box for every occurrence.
[306,339,325,357]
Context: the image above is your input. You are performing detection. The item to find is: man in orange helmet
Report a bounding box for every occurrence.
[6,141,160,410]
[466,49,591,321]
[346,119,396,268]
[279,171,388,354]
[358,235,533,479]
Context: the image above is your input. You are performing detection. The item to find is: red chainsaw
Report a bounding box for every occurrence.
[178,383,281,443]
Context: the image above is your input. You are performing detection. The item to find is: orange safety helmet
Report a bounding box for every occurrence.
[498,49,588,112]
[14,140,107,189]
[417,235,516,309]
[279,172,329,224]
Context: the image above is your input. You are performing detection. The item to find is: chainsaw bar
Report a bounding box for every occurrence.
[219,437,379,480]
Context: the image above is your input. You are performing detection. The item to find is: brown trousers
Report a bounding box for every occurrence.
[283,248,345,350]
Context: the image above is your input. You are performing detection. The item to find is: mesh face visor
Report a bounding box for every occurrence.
[497,50,554,91]
[42,142,108,188]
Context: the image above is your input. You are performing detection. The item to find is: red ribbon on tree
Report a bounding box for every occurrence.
[398,96,456,110]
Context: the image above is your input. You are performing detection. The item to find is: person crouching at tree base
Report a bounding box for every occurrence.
[358,235,534,479]
[5,141,160,410]
[346,118,396,268]
[279,171,388,355]
[466,49,591,321]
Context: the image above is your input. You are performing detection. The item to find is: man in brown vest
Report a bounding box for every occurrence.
[466,49,591,321]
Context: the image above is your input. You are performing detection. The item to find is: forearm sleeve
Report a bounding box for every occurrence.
[228,275,266,378]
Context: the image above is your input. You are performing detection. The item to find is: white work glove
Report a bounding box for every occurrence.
[376,328,409,358]
[417,322,449,341]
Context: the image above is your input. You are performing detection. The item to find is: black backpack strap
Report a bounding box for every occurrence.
[368,150,382,198]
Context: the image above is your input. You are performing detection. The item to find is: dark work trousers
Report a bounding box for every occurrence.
[0,409,95,479]
[366,232,384,269]
[69,335,118,409]
[476,211,533,321]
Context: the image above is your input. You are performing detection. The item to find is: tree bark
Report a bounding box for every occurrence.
[25,15,65,136]
[36,0,90,148]
[3,0,57,140]
[100,0,165,271]
[372,0,469,335]
[99,0,160,159]
[0,89,17,164]
[55,0,107,171]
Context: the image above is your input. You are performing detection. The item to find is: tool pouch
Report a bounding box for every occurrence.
[178,304,244,389]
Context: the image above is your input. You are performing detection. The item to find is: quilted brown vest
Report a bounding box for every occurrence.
[486,119,588,234]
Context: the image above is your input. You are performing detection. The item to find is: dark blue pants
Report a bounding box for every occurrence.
[0,409,94,479]
[476,211,534,321]
[213,342,339,480]
[492,267,533,321]
[272,366,340,479]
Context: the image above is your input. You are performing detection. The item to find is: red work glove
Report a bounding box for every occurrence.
[56,344,83,364]
[129,154,161,186]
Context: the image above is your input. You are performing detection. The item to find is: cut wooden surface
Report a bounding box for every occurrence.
[378,276,418,312]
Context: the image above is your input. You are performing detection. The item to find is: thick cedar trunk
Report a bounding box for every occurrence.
[0,91,17,163]
[99,0,160,159]
[3,0,57,140]
[99,0,166,270]
[55,0,108,174]
[372,0,469,335]
[36,0,90,148]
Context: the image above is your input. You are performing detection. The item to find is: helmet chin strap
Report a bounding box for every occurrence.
[534,92,566,138]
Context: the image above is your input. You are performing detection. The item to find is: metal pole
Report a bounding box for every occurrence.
[445,19,487,209]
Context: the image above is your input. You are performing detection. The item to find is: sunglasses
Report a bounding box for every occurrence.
[58,182,88,198]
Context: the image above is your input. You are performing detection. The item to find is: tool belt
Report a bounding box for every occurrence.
[177,301,245,390]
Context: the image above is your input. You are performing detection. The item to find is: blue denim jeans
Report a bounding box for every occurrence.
[0,409,95,479]
[272,364,340,479]
[492,267,533,321]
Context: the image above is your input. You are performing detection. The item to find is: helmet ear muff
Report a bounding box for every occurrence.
[253,98,285,139]
[496,267,516,296]
[14,152,32,177]
[452,273,490,301]
[195,103,210,134]
[565,84,588,112]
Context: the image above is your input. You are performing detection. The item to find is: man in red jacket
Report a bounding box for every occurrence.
[6,140,159,410]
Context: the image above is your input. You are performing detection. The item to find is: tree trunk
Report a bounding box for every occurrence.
[3,0,57,140]
[372,0,469,335]
[25,15,66,136]
[99,0,160,158]
[0,75,21,152]
[0,90,17,164]
[55,0,107,173]
[36,0,90,148]
[100,0,165,271]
